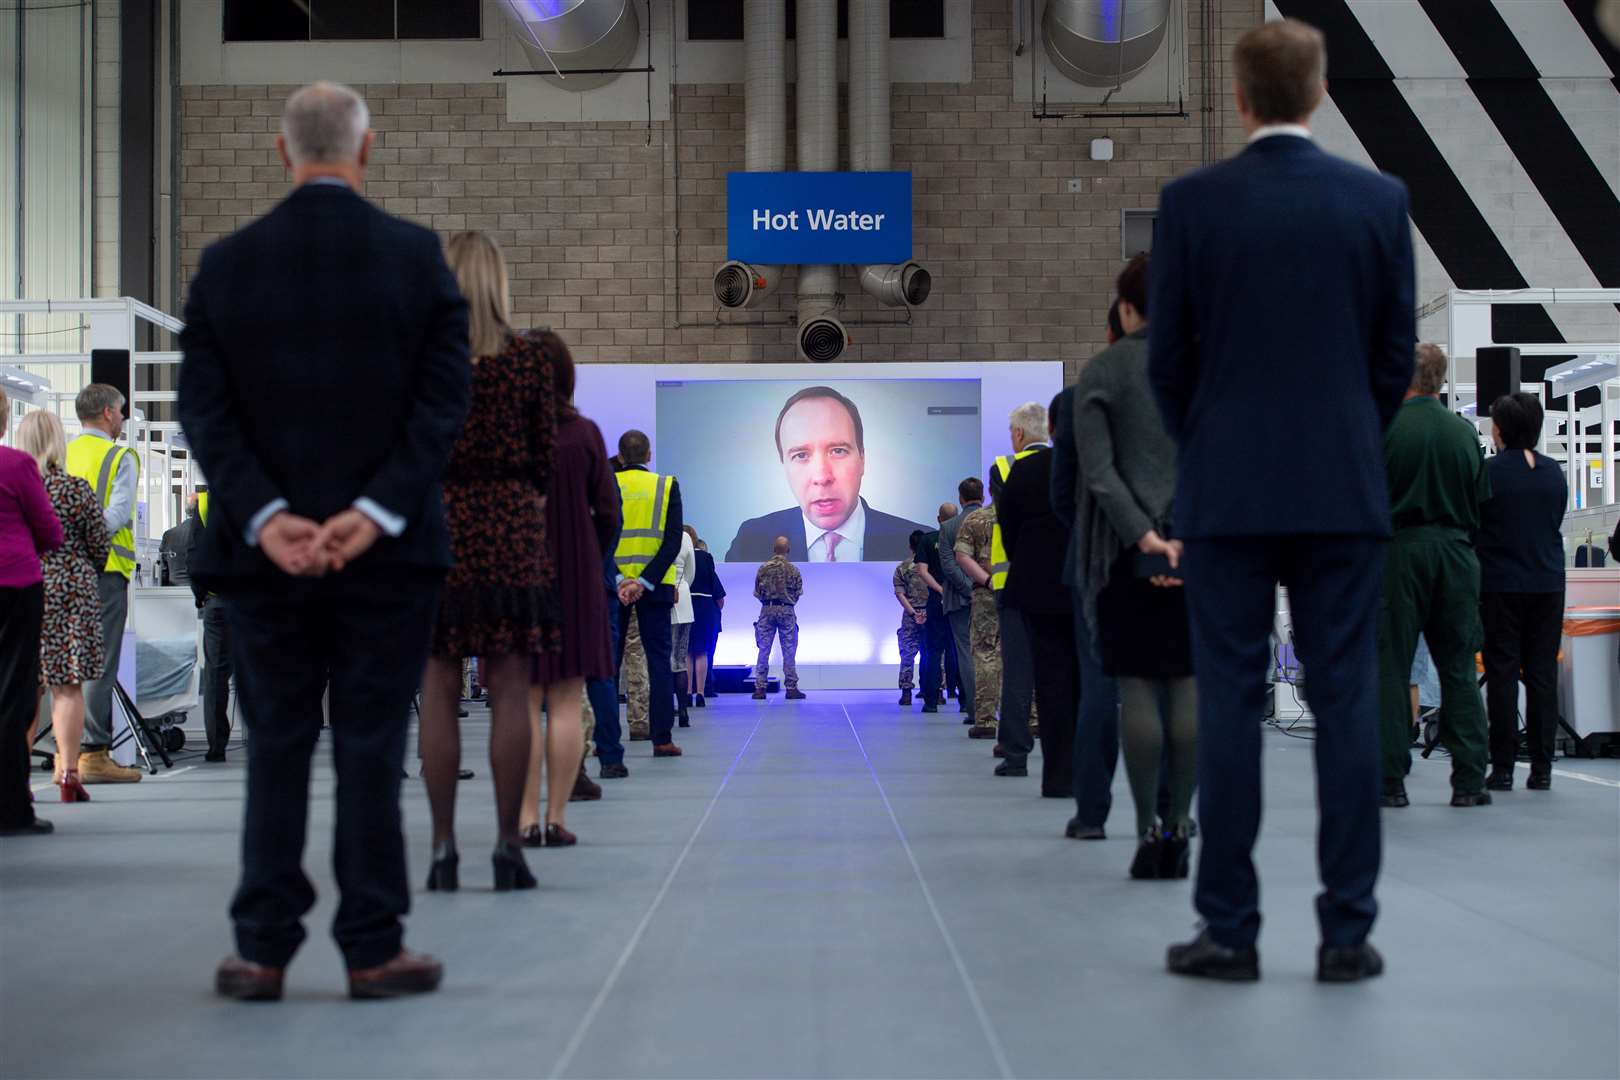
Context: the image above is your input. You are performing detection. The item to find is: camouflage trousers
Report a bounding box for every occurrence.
[897,615,923,690]
[754,606,799,689]
[580,691,596,757]
[622,608,650,736]
[970,587,1002,728]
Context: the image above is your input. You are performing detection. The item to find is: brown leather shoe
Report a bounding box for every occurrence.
[570,764,602,802]
[347,949,444,1000]
[215,956,285,1001]
[968,725,997,739]
[652,743,683,757]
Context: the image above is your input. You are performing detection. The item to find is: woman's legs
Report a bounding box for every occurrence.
[1117,677,1165,837]
[544,678,585,828]
[1163,676,1199,831]
[691,652,708,699]
[50,684,85,775]
[418,655,464,849]
[520,687,545,832]
[481,654,533,846]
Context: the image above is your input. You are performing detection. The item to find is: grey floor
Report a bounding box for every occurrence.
[2,691,1617,1080]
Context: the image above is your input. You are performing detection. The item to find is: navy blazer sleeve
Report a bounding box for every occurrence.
[1373,185,1417,429]
[1050,386,1078,530]
[1147,182,1196,446]
[355,233,472,523]
[179,246,287,536]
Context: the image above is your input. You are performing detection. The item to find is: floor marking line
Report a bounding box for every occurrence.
[841,702,1016,1080]
[1520,762,1620,789]
[547,713,766,1080]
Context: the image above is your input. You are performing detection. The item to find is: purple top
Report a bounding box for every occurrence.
[0,447,64,587]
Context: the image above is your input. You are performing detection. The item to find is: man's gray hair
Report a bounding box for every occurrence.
[1008,401,1049,442]
[1412,343,1449,396]
[281,81,369,166]
[75,383,125,422]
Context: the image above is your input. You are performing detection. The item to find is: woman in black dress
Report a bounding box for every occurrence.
[419,232,560,891]
[521,332,621,848]
[686,531,725,706]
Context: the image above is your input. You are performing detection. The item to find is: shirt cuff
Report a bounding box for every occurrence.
[638,576,654,592]
[245,499,290,547]
[353,498,406,538]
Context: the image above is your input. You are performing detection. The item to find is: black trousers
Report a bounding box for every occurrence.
[997,593,1037,762]
[0,584,44,829]
[1481,590,1565,770]
[1183,536,1384,950]
[919,606,948,707]
[224,569,441,970]
[616,594,675,746]
[202,596,233,755]
[1025,608,1078,797]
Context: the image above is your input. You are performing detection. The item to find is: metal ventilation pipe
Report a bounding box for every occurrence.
[714,0,787,310]
[499,0,640,92]
[849,0,931,309]
[796,0,847,362]
[1043,0,1173,88]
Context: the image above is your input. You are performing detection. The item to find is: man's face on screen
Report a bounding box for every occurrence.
[778,396,865,531]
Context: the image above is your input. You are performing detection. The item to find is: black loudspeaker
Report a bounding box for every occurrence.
[1476,346,1521,416]
[89,349,132,418]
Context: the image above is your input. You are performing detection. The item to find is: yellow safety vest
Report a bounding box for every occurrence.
[615,469,678,586]
[197,491,210,525]
[66,434,140,579]
[989,449,1038,591]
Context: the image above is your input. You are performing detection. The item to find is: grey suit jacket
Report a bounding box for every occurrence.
[937,501,982,614]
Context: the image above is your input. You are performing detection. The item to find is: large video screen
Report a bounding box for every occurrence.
[655,378,982,563]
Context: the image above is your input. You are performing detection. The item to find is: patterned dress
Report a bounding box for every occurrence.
[432,330,562,659]
[39,467,109,686]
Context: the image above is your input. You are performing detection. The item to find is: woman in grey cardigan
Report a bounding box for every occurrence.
[1073,255,1198,880]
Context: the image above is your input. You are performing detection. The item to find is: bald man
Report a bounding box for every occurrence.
[752,536,805,700]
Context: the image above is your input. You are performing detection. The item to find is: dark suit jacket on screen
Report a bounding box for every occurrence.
[178,183,472,584]
[1147,135,1415,539]
[723,498,927,563]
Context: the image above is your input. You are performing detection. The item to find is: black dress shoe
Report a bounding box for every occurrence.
[1526,765,1552,790]
[425,842,459,892]
[1065,817,1105,840]
[694,694,706,708]
[961,714,973,724]
[1450,790,1492,807]
[0,818,54,837]
[599,762,629,779]
[491,842,537,891]
[1158,829,1190,879]
[921,704,938,713]
[1167,930,1260,981]
[1317,942,1384,983]
[993,760,1027,777]
[204,750,227,763]
[1485,767,1514,791]
[1380,779,1409,808]
[1129,833,1162,880]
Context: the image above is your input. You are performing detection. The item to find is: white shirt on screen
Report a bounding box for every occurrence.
[803,500,866,563]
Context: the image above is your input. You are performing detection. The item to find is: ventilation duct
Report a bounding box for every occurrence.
[499,0,640,92]
[714,0,787,310]
[796,0,847,362]
[849,0,930,310]
[1042,0,1172,88]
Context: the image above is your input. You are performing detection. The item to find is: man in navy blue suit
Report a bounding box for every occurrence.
[1148,20,1414,984]
[724,386,929,563]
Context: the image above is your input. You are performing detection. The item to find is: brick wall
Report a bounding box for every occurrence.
[179,0,1265,375]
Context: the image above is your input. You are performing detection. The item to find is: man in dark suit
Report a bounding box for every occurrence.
[1148,21,1414,984]
[725,386,928,562]
[179,82,471,1002]
[997,393,1074,797]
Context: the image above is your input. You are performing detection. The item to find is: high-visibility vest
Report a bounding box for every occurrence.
[66,434,140,579]
[615,469,678,586]
[197,491,210,525]
[988,449,1038,591]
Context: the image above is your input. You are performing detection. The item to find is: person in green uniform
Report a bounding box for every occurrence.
[1378,343,1493,809]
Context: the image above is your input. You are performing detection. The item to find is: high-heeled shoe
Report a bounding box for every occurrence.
[58,768,91,804]
[492,842,537,891]
[1129,830,1162,880]
[519,824,545,848]
[1158,827,1190,879]
[544,823,577,848]
[425,841,459,892]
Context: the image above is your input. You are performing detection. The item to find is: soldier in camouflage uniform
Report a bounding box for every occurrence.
[622,610,650,739]
[954,504,1001,738]
[753,537,806,700]
[892,548,931,705]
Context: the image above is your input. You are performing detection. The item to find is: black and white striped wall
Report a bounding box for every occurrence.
[1267,0,1619,364]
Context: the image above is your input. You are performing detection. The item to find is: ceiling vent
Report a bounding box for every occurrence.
[499,0,640,91]
[1042,0,1172,88]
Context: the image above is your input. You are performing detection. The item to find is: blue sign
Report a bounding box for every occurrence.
[727,171,912,265]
